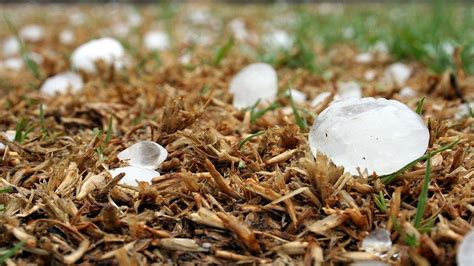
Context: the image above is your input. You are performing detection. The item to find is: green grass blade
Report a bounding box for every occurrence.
[289,89,307,130]
[0,187,13,194]
[214,37,234,66]
[0,240,26,264]
[416,97,425,115]
[239,131,264,150]
[414,152,431,228]
[104,116,113,144]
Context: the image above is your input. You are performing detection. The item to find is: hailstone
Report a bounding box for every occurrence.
[309,97,429,175]
[385,63,412,87]
[40,72,84,96]
[71,37,126,73]
[144,31,170,51]
[109,166,160,186]
[117,141,168,170]
[458,230,474,266]
[361,228,392,255]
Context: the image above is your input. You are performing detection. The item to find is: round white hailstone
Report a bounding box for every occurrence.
[2,36,20,56]
[0,130,16,150]
[372,41,389,53]
[117,141,168,170]
[364,70,377,81]
[179,53,191,65]
[455,102,473,120]
[127,12,143,27]
[229,63,278,109]
[399,87,417,98]
[441,41,455,56]
[111,23,130,38]
[187,9,211,25]
[71,37,126,73]
[1,57,23,71]
[285,88,307,103]
[19,25,44,42]
[28,52,43,65]
[144,31,170,51]
[343,27,354,39]
[69,12,86,25]
[229,19,248,42]
[355,52,373,64]
[109,166,160,186]
[335,81,362,101]
[458,230,474,266]
[59,30,75,45]
[311,91,332,107]
[263,30,293,50]
[309,97,429,175]
[385,63,412,87]
[361,228,392,255]
[40,72,84,96]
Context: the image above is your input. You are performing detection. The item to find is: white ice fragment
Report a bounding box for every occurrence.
[263,29,293,50]
[2,36,20,56]
[335,81,362,101]
[364,70,377,81]
[144,31,170,51]
[372,41,388,53]
[69,12,86,25]
[40,72,84,96]
[71,37,126,73]
[455,102,474,120]
[285,88,307,103]
[309,97,429,175]
[127,12,143,27]
[117,141,168,170]
[399,86,417,98]
[361,228,392,255]
[311,91,332,107]
[441,41,455,56]
[187,9,212,25]
[384,63,412,87]
[0,57,23,71]
[355,52,373,64]
[59,30,75,45]
[343,27,354,39]
[111,23,130,38]
[458,230,474,266]
[109,166,160,186]
[229,19,249,42]
[19,25,44,42]
[28,52,43,65]
[229,63,278,109]
[0,130,16,150]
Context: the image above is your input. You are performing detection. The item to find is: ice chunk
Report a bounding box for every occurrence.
[2,36,20,56]
[0,131,16,150]
[144,31,170,51]
[109,166,160,186]
[59,30,75,45]
[309,97,429,175]
[335,81,362,101]
[229,19,249,42]
[399,87,417,98]
[455,102,474,120]
[229,63,278,109]
[0,57,23,71]
[40,72,84,96]
[285,88,307,103]
[71,37,126,73]
[263,29,293,50]
[364,70,377,81]
[311,91,332,107]
[384,63,412,87]
[458,230,474,266]
[361,228,392,255]
[355,52,373,64]
[20,25,44,42]
[117,141,168,170]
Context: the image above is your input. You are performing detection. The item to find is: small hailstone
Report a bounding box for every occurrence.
[229,19,249,42]
[69,12,86,25]
[0,57,23,71]
[109,166,160,186]
[71,37,126,73]
[2,36,20,56]
[355,52,373,64]
[311,91,332,107]
[179,53,191,65]
[455,102,474,120]
[263,30,293,50]
[351,261,389,266]
[111,23,130,38]
[19,25,44,42]
[0,131,16,150]
[285,88,307,103]
[187,9,212,25]
[441,41,455,56]
[59,30,75,45]
[28,52,43,65]
[40,72,84,96]
[458,230,474,266]
[364,70,377,81]
[117,141,168,170]
[372,41,389,53]
[384,63,412,87]
[399,87,417,98]
[127,12,143,27]
[343,27,354,39]
[361,228,392,255]
[144,31,170,51]
[335,81,362,101]
[309,97,429,175]
[229,63,278,109]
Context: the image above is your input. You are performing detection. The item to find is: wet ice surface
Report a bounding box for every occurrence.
[458,230,474,266]
[109,166,160,186]
[229,63,278,109]
[40,72,84,96]
[309,97,429,175]
[361,228,392,255]
[117,141,168,170]
[71,37,126,73]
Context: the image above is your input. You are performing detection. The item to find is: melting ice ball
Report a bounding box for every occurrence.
[229,63,278,109]
[458,230,474,266]
[117,141,168,170]
[144,31,170,51]
[109,166,160,186]
[309,97,429,175]
[71,37,125,73]
[361,228,392,255]
[40,72,84,96]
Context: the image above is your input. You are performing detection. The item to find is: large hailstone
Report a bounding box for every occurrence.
[117,141,168,170]
[229,63,278,109]
[40,72,84,96]
[109,166,160,186]
[309,97,429,175]
[458,230,474,266]
[144,31,170,51]
[71,37,126,73]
